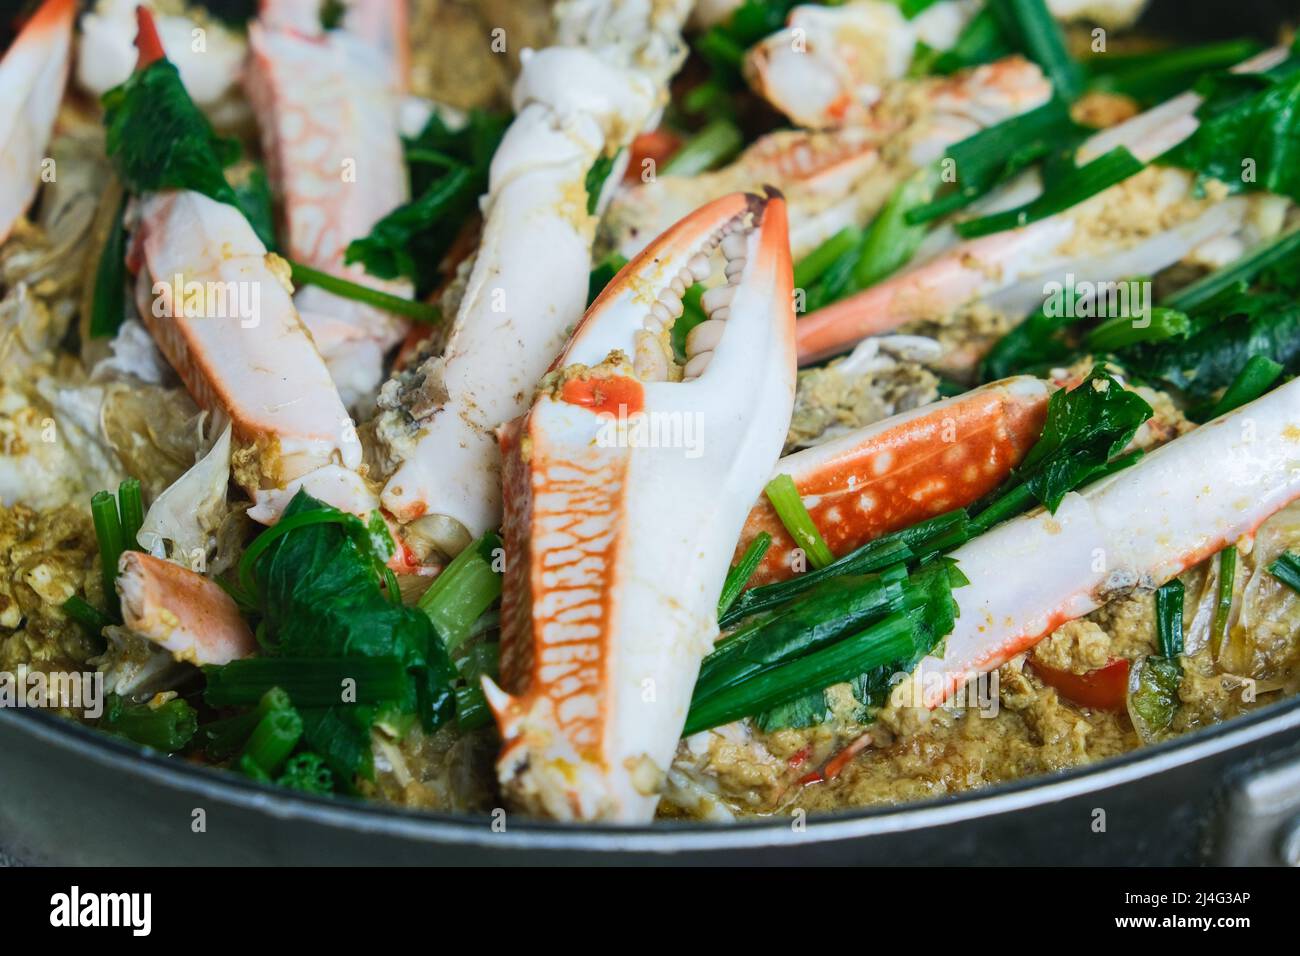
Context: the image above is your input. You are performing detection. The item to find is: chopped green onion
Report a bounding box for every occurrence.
[793,226,861,292]
[1155,579,1185,660]
[956,146,1144,238]
[1267,551,1300,595]
[1163,228,1300,313]
[988,0,1082,101]
[62,595,112,636]
[1211,546,1237,656]
[852,170,937,289]
[276,752,335,794]
[201,687,293,760]
[203,657,409,708]
[288,259,441,324]
[1084,39,1261,104]
[764,474,835,570]
[242,704,302,777]
[91,490,125,619]
[931,7,1012,75]
[101,695,197,752]
[117,478,144,553]
[1204,355,1284,420]
[89,192,129,338]
[661,118,743,176]
[1085,306,1191,352]
[417,533,503,653]
[718,532,772,619]
[454,683,492,731]
[683,612,915,735]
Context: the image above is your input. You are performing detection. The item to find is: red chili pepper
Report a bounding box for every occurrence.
[1031,657,1131,711]
[134,5,167,70]
[624,129,682,183]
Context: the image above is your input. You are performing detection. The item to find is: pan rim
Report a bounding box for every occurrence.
[3,693,1299,854]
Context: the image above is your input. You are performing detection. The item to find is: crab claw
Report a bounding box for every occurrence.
[0,0,76,244]
[485,190,797,822]
[737,376,1050,586]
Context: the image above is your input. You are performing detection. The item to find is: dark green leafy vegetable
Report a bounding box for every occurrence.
[1203,354,1283,419]
[955,146,1144,239]
[1155,579,1185,660]
[1161,52,1300,204]
[718,532,772,619]
[100,694,198,752]
[88,193,129,338]
[346,111,508,297]
[999,365,1152,513]
[228,162,278,250]
[103,58,240,207]
[988,0,1083,101]
[1212,546,1237,656]
[1267,551,1300,595]
[1128,655,1182,735]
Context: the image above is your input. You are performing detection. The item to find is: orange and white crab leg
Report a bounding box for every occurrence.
[245,0,411,406]
[909,376,1300,709]
[736,376,1049,586]
[117,551,257,665]
[377,0,693,540]
[0,0,75,244]
[795,50,1293,366]
[606,55,1051,263]
[746,0,1147,128]
[484,191,796,822]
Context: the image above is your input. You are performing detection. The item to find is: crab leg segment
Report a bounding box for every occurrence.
[118,551,256,666]
[911,376,1300,708]
[0,0,76,243]
[246,0,411,405]
[485,192,796,822]
[795,47,1290,367]
[128,189,372,522]
[737,376,1049,586]
[376,0,693,539]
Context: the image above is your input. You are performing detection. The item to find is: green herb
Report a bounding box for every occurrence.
[764,474,835,570]
[585,151,619,215]
[1155,579,1185,659]
[103,58,240,208]
[1211,545,1237,656]
[718,532,772,619]
[88,193,129,338]
[287,259,441,324]
[1084,39,1262,105]
[1085,306,1191,352]
[100,694,198,752]
[1267,551,1300,594]
[994,365,1151,514]
[416,533,503,653]
[346,111,508,297]
[684,612,915,735]
[661,118,743,176]
[276,752,335,794]
[1129,655,1181,734]
[988,0,1082,101]
[956,146,1144,239]
[1203,354,1284,419]
[852,170,938,289]
[793,226,862,292]
[204,658,409,708]
[906,98,1073,227]
[90,491,125,620]
[1161,54,1300,204]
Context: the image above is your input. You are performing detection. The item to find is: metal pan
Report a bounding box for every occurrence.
[2,694,1298,865]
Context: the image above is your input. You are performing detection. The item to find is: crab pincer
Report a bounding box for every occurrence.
[910,376,1300,709]
[484,191,797,822]
[0,0,76,243]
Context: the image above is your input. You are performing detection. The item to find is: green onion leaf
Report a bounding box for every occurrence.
[61,595,113,637]
[1085,306,1191,352]
[852,169,939,289]
[1211,545,1237,656]
[718,532,772,619]
[988,0,1083,101]
[662,118,743,176]
[793,226,862,292]
[288,259,440,324]
[417,533,503,653]
[204,657,409,708]
[101,694,198,752]
[1203,354,1284,420]
[764,474,835,570]
[1155,579,1185,660]
[91,490,125,620]
[956,146,1144,239]
[1267,551,1300,595]
[117,478,144,553]
[88,192,129,338]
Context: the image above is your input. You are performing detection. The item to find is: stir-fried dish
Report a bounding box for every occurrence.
[3,0,1300,824]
